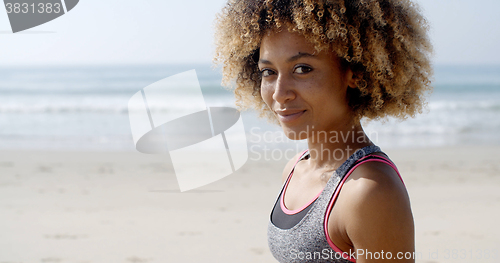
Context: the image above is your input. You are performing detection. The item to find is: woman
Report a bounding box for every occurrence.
[214,0,432,262]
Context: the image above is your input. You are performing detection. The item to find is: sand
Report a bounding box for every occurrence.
[0,146,499,263]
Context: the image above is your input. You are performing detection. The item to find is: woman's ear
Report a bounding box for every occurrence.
[345,66,358,89]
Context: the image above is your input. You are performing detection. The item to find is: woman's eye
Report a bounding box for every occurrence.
[260,69,275,77]
[294,66,312,74]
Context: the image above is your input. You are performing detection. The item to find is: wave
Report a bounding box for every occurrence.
[0,65,227,95]
[428,100,500,111]
[0,95,235,114]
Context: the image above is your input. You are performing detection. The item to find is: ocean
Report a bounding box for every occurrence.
[1,64,499,151]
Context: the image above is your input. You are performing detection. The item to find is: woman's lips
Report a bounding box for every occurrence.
[276,110,306,123]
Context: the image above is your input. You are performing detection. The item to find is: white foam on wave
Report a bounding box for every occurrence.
[0,93,235,114]
[429,100,500,111]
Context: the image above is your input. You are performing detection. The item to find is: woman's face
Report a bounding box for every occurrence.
[258,29,355,140]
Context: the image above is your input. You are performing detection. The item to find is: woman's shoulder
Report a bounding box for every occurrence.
[343,155,409,206]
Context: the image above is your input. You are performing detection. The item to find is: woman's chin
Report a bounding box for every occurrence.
[281,125,309,141]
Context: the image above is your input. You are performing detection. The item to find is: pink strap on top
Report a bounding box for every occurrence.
[323,155,404,263]
[280,150,321,215]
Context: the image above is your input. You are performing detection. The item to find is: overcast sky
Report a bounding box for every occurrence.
[1,0,499,66]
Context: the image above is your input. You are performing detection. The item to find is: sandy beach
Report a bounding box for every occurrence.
[0,146,499,263]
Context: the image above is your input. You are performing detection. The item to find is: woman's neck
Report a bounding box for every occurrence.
[306,122,373,171]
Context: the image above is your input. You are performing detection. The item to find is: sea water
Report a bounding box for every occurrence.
[0,64,499,151]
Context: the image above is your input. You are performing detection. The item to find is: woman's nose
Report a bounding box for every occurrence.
[272,74,296,104]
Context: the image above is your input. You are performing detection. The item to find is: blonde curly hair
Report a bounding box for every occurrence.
[213,0,433,123]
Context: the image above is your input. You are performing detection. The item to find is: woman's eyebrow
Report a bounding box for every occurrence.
[287,52,316,62]
[259,52,316,65]
[258,59,272,65]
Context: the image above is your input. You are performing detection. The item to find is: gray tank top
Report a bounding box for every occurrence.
[267,145,383,263]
